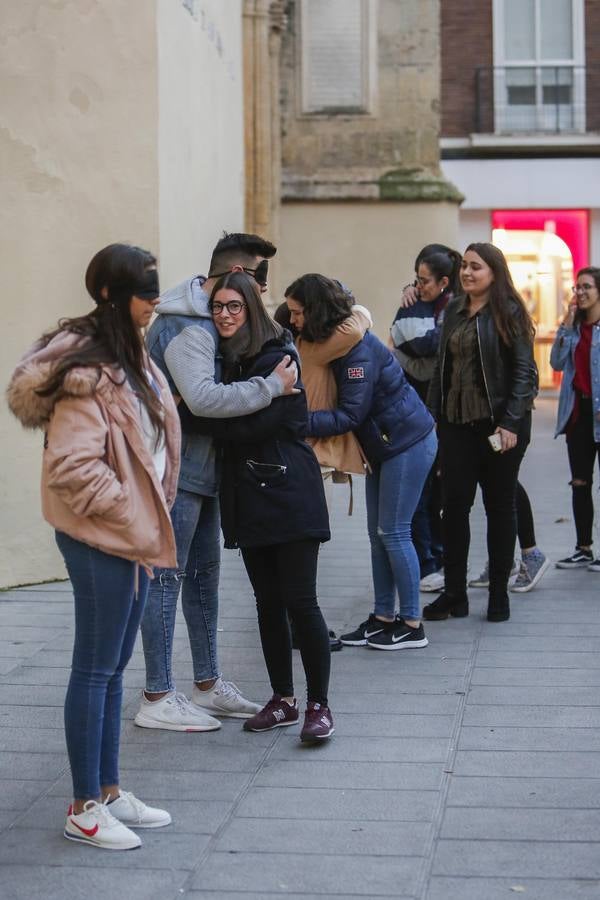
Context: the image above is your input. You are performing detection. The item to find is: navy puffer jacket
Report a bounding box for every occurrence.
[179,335,330,549]
[307,331,434,464]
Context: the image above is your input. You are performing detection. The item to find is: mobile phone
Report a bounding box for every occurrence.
[487,432,502,453]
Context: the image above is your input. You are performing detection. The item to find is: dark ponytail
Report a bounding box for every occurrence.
[416,244,462,296]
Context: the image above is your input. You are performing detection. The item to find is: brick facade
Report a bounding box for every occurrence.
[441,0,493,138]
[585,0,600,131]
[442,0,599,138]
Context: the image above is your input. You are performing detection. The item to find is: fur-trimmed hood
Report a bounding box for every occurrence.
[7,328,181,570]
[7,331,114,430]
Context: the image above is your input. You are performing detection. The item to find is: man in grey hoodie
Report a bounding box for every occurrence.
[135,232,298,731]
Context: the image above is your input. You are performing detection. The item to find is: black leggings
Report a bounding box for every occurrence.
[566,399,600,547]
[241,539,330,705]
[516,481,536,549]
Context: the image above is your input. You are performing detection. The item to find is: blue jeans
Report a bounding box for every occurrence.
[366,430,438,621]
[56,531,148,800]
[140,488,220,692]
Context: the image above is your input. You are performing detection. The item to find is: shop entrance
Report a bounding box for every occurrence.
[492,210,589,388]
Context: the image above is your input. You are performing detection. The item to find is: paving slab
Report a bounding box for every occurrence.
[453,749,600,778]
[1,866,188,900]
[427,877,600,900]
[440,806,600,841]
[458,725,600,751]
[446,775,600,808]
[215,817,432,856]
[254,758,444,790]
[432,839,600,879]
[462,704,600,727]
[235,785,438,821]
[188,852,421,895]
[0,780,53,811]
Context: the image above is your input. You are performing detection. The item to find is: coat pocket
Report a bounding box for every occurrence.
[245,459,287,486]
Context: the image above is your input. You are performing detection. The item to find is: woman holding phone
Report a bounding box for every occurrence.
[551,267,600,571]
[425,243,536,623]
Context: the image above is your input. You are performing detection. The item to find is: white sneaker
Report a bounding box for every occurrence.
[419,570,445,592]
[107,790,171,828]
[192,676,261,719]
[64,799,141,850]
[134,690,221,732]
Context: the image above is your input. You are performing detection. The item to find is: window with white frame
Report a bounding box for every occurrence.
[299,0,377,115]
[492,0,585,132]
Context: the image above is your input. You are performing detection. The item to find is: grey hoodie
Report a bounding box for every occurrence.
[146,274,284,495]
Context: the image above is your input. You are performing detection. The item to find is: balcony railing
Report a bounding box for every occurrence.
[474,65,600,135]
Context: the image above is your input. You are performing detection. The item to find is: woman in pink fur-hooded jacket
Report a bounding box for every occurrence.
[6,243,180,851]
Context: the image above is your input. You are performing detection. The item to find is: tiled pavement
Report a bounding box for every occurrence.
[1,396,599,899]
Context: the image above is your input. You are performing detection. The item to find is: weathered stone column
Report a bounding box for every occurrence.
[242,0,285,301]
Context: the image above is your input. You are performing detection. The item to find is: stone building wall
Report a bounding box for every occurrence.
[0,0,244,587]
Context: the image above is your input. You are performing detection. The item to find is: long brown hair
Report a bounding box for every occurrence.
[36,243,164,442]
[210,272,282,373]
[464,242,535,345]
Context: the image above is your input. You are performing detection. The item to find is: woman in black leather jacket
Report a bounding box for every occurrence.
[425,243,536,623]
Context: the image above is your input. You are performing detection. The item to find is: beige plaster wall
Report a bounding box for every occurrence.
[0,1,159,588]
[157,0,245,287]
[1,1,247,588]
[279,201,459,337]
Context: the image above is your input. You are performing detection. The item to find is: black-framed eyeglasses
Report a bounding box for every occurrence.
[209,300,247,316]
[573,283,596,293]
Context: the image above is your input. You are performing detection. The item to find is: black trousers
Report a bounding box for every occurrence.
[516,481,536,549]
[439,417,529,600]
[241,539,330,705]
[566,398,600,547]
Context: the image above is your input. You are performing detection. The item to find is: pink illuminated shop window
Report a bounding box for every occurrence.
[492,210,589,274]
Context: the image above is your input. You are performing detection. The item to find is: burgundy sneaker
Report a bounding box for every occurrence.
[300,702,335,742]
[243,695,299,732]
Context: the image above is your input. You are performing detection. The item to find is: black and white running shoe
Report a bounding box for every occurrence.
[340,614,385,646]
[367,618,429,651]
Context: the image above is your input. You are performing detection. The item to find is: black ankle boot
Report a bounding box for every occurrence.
[487,596,510,622]
[423,592,469,621]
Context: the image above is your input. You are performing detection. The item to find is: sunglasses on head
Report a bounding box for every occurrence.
[210,259,269,288]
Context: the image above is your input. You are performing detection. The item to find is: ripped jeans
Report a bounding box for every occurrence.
[366,429,438,621]
[140,488,220,692]
[566,398,600,548]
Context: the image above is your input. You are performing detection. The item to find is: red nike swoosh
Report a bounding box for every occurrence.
[69,819,99,837]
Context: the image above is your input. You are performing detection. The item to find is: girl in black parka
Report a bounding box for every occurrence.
[178,272,334,742]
